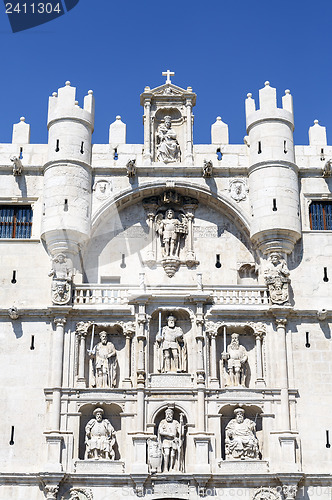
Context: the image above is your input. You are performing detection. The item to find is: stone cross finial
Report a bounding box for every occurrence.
[162,69,175,84]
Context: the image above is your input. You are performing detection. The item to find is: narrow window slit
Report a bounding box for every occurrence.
[323,267,329,282]
[80,141,84,154]
[120,254,126,268]
[283,140,287,154]
[305,332,310,348]
[11,270,17,284]
[321,148,325,161]
[64,199,68,211]
[19,147,23,160]
[326,430,331,448]
[215,254,221,269]
[272,199,277,211]
[258,141,262,154]
[55,139,60,152]
[9,426,14,445]
[216,148,222,161]
[30,335,35,350]
[114,148,118,160]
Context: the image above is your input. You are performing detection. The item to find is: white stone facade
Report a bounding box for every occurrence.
[0,74,331,500]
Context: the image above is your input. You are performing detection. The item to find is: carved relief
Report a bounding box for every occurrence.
[92,179,112,200]
[156,314,187,373]
[264,252,290,305]
[229,179,248,202]
[202,159,213,177]
[155,209,188,258]
[85,408,117,460]
[253,488,282,500]
[67,488,93,500]
[88,331,118,388]
[49,253,73,305]
[225,408,259,460]
[147,436,162,473]
[157,407,185,472]
[126,159,136,177]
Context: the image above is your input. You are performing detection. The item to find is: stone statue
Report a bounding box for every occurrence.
[89,331,118,388]
[156,314,187,373]
[264,252,290,305]
[223,333,248,387]
[85,408,116,460]
[225,408,259,460]
[158,407,185,472]
[156,115,180,163]
[49,253,73,305]
[155,209,188,258]
[10,155,23,176]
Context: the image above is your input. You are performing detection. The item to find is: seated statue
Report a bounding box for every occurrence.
[264,252,290,305]
[156,116,180,163]
[225,408,259,460]
[85,408,116,460]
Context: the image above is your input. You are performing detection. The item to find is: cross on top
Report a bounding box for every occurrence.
[162,69,175,84]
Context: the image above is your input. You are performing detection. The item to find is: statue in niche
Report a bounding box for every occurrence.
[88,331,118,388]
[49,253,73,305]
[156,314,187,373]
[85,408,116,460]
[156,115,181,163]
[223,333,248,387]
[225,408,259,460]
[158,407,185,472]
[155,209,188,258]
[264,252,290,305]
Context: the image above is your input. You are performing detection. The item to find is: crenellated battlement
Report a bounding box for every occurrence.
[47,81,95,131]
[245,81,294,133]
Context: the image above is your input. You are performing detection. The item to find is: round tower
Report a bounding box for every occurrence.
[41,81,95,257]
[246,81,301,255]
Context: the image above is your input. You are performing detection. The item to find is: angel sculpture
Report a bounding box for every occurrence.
[155,209,188,258]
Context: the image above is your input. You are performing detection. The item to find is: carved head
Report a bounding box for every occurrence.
[55,253,66,264]
[164,115,172,128]
[93,407,104,422]
[270,252,281,264]
[230,332,239,346]
[165,408,174,422]
[99,331,108,344]
[234,407,245,422]
[166,209,175,219]
[167,315,176,328]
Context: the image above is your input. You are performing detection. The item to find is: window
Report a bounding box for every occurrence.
[0,206,33,238]
[309,201,332,230]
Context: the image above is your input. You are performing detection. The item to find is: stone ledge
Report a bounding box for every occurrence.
[218,460,269,473]
[74,460,125,474]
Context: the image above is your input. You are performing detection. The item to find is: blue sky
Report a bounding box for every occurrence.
[0,0,331,146]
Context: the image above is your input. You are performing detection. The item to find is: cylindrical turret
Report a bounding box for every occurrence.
[41,81,95,257]
[246,81,301,255]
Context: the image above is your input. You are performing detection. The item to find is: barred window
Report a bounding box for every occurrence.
[309,201,332,230]
[0,206,33,238]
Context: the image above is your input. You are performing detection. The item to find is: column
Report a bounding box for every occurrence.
[123,323,135,388]
[255,332,265,388]
[185,97,193,164]
[51,317,66,431]
[185,212,195,264]
[146,209,156,263]
[143,98,152,164]
[276,317,290,430]
[195,308,205,432]
[137,303,147,432]
[76,332,86,387]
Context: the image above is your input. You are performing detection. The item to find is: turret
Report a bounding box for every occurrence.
[41,81,95,258]
[246,81,301,255]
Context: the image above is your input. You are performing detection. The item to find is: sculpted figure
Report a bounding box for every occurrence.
[264,252,290,305]
[225,408,259,460]
[155,209,188,258]
[49,253,73,305]
[10,155,23,176]
[156,115,180,163]
[158,408,185,472]
[223,333,248,387]
[85,408,116,460]
[89,331,117,388]
[156,315,187,373]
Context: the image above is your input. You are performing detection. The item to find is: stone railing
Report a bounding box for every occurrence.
[73,284,269,306]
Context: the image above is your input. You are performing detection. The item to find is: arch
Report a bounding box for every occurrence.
[90,181,251,239]
[150,402,190,426]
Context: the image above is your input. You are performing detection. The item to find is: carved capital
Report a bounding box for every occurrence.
[44,485,59,500]
[282,485,298,500]
[276,318,287,327]
[54,317,66,327]
[75,321,91,338]
[248,321,266,338]
[122,320,136,338]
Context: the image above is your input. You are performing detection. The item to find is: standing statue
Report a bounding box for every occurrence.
[264,252,290,305]
[223,333,248,387]
[158,407,185,472]
[156,314,187,373]
[155,209,188,258]
[85,408,116,460]
[89,331,118,388]
[156,115,181,163]
[49,253,73,305]
[225,408,259,460]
